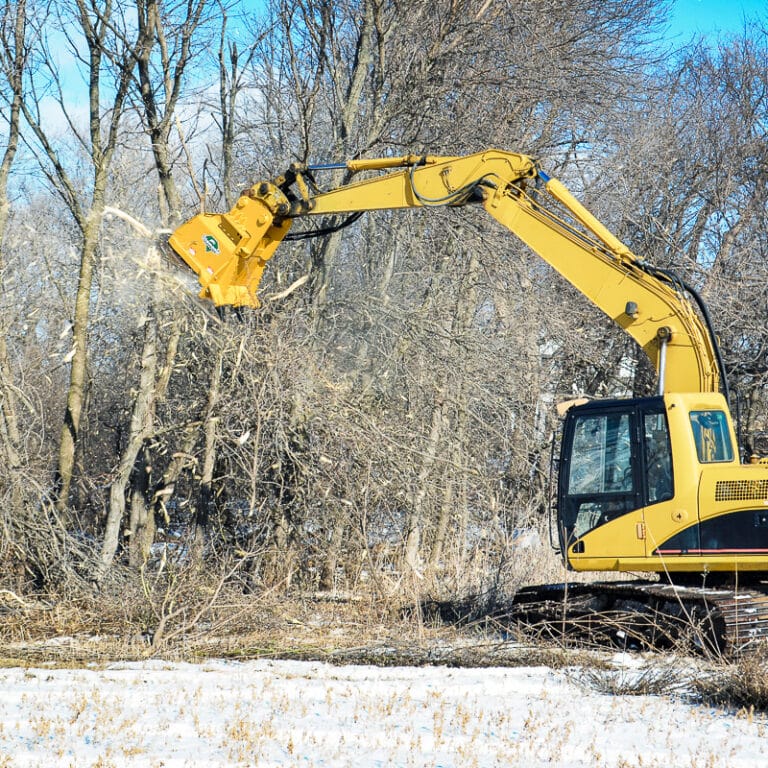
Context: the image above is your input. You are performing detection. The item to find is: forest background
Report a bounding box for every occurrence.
[0,0,766,644]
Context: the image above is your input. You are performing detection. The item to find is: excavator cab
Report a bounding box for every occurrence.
[556,397,672,559]
[556,392,768,576]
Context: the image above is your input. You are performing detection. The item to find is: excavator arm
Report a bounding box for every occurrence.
[168,149,723,396]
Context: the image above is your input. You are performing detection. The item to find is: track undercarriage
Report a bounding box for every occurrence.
[427,580,768,656]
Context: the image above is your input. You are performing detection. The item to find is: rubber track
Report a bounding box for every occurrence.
[422,581,768,656]
[505,581,768,655]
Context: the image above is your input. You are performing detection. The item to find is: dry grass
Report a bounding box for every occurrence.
[693,642,768,713]
[0,540,616,674]
[0,584,604,673]
[0,538,542,663]
[3,549,768,768]
[1,537,765,700]
[571,657,691,697]
[568,641,768,716]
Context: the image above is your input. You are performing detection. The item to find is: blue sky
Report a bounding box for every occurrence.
[233,0,765,41]
[668,0,765,39]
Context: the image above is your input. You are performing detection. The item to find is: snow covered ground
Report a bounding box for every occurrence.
[0,657,764,767]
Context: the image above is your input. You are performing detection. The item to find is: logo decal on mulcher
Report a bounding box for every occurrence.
[202,235,220,254]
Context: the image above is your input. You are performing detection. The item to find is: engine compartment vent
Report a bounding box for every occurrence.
[715,480,768,502]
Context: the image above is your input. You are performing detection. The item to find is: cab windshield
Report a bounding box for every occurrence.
[568,413,632,495]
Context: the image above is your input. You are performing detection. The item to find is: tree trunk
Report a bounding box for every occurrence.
[404,395,446,575]
[0,0,24,472]
[319,514,346,592]
[57,211,102,512]
[128,443,155,567]
[100,310,157,575]
[191,351,223,568]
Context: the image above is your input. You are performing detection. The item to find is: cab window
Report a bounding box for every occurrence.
[564,411,635,541]
[644,412,673,503]
[689,410,733,463]
[567,413,633,495]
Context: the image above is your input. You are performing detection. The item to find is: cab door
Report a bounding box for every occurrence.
[557,400,645,556]
[639,404,693,557]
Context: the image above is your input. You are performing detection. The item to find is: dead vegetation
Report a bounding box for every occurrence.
[571,658,691,697]
[693,643,768,714]
[0,533,610,673]
[573,641,768,716]
[3,536,768,720]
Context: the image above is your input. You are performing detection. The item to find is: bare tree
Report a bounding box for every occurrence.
[12,0,768,609]
[97,0,213,574]
[134,0,210,224]
[0,0,27,474]
[20,0,139,517]
[211,2,261,208]
[204,0,677,591]
[603,28,768,452]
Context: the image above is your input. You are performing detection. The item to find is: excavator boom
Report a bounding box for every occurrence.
[168,150,721,395]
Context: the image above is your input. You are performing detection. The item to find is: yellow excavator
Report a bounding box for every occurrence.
[168,149,768,651]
